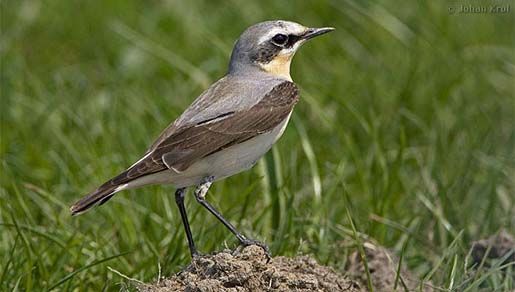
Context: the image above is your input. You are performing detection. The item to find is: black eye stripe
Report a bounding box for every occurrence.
[252,33,303,64]
[285,35,301,48]
[271,34,301,48]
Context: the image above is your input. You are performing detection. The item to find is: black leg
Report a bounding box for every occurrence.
[174,188,198,257]
[194,176,270,256]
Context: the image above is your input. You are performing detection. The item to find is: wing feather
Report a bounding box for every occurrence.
[118,80,299,182]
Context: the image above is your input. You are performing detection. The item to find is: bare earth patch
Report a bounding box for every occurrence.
[471,229,515,267]
[346,242,433,292]
[139,245,361,292]
[139,230,515,292]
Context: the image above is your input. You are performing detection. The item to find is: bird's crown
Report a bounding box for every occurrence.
[228,20,334,79]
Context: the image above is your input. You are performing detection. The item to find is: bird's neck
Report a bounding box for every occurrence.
[258,55,293,81]
[228,56,293,81]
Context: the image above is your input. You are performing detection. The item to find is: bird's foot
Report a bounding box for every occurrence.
[191,251,202,258]
[237,237,271,261]
[189,246,204,259]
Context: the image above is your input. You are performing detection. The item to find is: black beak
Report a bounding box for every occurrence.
[302,27,335,40]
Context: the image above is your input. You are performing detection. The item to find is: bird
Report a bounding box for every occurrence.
[70,20,334,257]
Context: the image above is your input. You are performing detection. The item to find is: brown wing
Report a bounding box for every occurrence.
[112,81,299,185]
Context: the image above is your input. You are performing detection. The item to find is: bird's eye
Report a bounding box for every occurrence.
[271,34,288,46]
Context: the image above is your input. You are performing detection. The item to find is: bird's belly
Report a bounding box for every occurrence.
[128,113,292,189]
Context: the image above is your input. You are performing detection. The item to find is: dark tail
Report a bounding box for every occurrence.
[70,171,130,215]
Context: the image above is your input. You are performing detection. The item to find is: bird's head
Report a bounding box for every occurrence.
[228,20,334,80]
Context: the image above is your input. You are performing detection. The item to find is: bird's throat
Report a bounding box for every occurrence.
[259,54,293,81]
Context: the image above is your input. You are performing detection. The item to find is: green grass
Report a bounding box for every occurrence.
[1,0,514,291]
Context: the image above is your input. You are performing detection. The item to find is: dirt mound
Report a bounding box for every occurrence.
[346,242,433,291]
[471,229,515,266]
[139,245,361,292]
[133,232,515,291]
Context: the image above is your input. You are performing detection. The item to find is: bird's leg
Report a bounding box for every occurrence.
[174,187,199,257]
[194,176,271,257]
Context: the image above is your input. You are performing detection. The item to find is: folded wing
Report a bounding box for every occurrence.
[116,80,299,183]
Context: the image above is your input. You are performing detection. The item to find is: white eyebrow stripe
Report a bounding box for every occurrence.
[257,28,285,44]
[257,24,307,45]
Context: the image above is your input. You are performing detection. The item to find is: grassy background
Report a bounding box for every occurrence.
[1,0,514,290]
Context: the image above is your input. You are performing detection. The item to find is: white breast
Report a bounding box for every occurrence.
[125,112,292,189]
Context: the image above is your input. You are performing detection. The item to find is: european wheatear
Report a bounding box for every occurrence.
[70,20,333,256]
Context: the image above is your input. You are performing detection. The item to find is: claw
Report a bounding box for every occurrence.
[239,238,271,262]
[191,250,202,258]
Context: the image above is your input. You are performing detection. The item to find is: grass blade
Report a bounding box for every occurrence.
[345,207,373,292]
[47,251,131,291]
